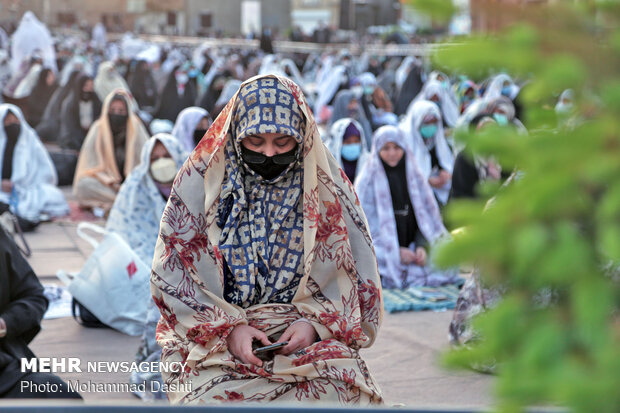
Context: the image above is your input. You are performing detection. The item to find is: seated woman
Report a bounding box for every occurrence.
[0,104,68,227]
[94,61,137,109]
[325,118,370,183]
[35,70,80,143]
[410,79,459,129]
[51,74,102,186]
[449,116,503,201]
[356,125,460,288]
[329,90,373,150]
[151,75,383,405]
[25,67,57,128]
[402,100,455,205]
[73,90,149,212]
[59,74,102,152]
[455,79,478,115]
[0,226,81,399]
[105,133,186,400]
[127,60,158,110]
[485,95,527,132]
[154,65,198,122]
[171,107,211,153]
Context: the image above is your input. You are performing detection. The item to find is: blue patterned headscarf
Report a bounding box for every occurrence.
[232,77,304,146]
[218,76,306,308]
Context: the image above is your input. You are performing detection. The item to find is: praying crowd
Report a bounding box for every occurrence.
[0,11,576,405]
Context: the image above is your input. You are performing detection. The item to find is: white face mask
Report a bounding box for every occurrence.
[175,72,188,86]
[351,86,363,99]
[150,157,177,183]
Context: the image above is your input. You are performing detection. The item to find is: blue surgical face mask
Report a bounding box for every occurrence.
[501,86,512,97]
[493,113,508,126]
[341,143,362,161]
[420,124,438,139]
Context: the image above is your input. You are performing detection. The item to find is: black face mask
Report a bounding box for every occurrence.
[80,90,95,101]
[193,129,207,146]
[108,114,128,134]
[4,123,20,141]
[240,144,298,181]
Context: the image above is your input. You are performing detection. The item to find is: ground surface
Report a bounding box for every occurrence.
[12,189,494,408]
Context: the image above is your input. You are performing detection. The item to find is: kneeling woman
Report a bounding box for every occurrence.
[0,104,68,226]
[106,133,187,400]
[151,75,383,404]
[73,90,149,212]
[356,125,459,288]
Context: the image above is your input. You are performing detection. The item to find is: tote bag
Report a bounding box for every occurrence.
[57,222,151,336]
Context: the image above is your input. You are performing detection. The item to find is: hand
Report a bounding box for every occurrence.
[276,321,318,356]
[439,170,452,185]
[487,162,502,180]
[399,247,418,265]
[226,324,271,366]
[413,247,427,267]
[1,180,12,193]
[428,176,443,188]
[0,317,6,338]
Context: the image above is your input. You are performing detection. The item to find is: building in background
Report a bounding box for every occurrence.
[183,0,291,37]
[470,0,549,32]
[0,0,291,37]
[345,0,401,31]
[291,0,340,35]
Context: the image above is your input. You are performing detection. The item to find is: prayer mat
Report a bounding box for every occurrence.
[382,281,464,313]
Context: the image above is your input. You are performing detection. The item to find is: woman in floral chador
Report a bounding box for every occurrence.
[151,75,384,404]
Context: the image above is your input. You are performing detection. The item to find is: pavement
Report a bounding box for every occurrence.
[18,189,494,408]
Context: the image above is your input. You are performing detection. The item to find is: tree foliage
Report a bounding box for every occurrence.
[409,0,620,412]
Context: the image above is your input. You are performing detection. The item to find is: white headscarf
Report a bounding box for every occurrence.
[325,118,371,175]
[395,56,418,92]
[92,23,107,50]
[214,79,242,108]
[401,100,455,204]
[314,64,346,116]
[171,107,209,153]
[0,104,68,220]
[12,63,42,99]
[106,134,187,265]
[408,79,459,128]
[358,72,377,89]
[555,89,574,114]
[59,55,95,86]
[355,125,449,287]
[94,61,133,104]
[484,73,520,100]
[10,12,57,74]
[0,27,8,51]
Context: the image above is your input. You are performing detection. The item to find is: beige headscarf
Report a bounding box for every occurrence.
[73,89,149,188]
[94,61,138,109]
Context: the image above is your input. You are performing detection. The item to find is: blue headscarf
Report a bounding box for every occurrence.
[218,77,306,307]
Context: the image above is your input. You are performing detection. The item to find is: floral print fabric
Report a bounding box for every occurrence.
[150,74,383,405]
